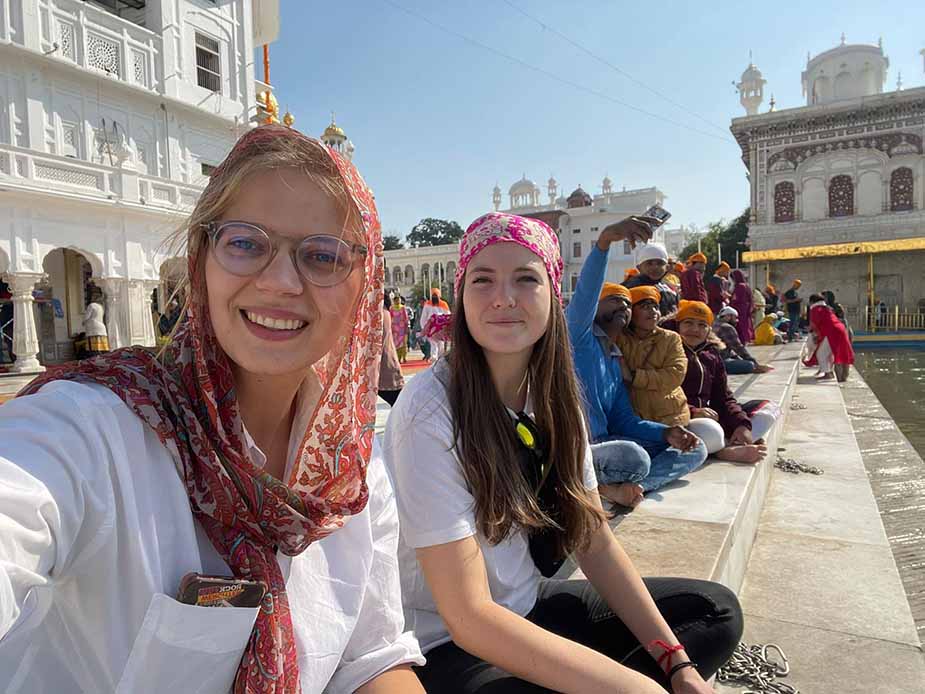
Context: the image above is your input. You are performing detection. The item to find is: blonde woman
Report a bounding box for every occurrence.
[0,126,423,693]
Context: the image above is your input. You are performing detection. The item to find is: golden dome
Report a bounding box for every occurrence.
[283,111,295,127]
[323,113,346,139]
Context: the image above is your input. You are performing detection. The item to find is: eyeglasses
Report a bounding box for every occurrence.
[202,221,367,288]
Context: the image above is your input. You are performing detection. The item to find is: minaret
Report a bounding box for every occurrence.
[492,184,502,211]
[547,176,557,205]
[602,174,613,195]
[736,52,766,116]
[321,113,349,156]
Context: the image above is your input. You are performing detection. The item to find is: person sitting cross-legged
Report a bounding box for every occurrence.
[713,306,772,375]
[567,222,707,511]
[671,301,780,464]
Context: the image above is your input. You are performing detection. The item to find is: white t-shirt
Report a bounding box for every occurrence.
[382,363,598,653]
[0,380,423,694]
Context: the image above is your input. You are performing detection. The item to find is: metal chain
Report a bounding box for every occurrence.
[717,641,798,693]
[789,402,807,410]
[775,456,824,475]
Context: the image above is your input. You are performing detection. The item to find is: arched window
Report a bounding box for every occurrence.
[829,175,854,217]
[890,168,914,212]
[405,265,414,285]
[774,181,795,223]
[393,268,403,285]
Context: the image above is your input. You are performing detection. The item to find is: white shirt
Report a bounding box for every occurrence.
[0,380,423,694]
[382,364,597,653]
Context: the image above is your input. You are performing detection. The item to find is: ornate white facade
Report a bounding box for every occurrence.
[733,38,925,310]
[0,0,279,371]
[384,175,668,303]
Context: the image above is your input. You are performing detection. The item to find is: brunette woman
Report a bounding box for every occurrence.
[0,126,423,693]
[384,212,742,693]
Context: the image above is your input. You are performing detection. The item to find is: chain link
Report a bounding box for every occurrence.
[789,402,807,411]
[717,641,798,693]
[774,456,824,475]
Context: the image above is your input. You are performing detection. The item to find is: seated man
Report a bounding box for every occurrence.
[713,307,771,375]
[566,222,707,510]
[623,242,678,317]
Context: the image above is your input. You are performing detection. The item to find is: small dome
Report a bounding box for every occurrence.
[740,62,763,83]
[509,175,538,196]
[548,176,557,186]
[493,184,501,194]
[323,122,345,139]
[567,186,592,208]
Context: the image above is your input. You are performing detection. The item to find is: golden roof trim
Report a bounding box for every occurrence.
[742,236,925,262]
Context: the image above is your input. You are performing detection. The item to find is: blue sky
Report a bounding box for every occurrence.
[265,1,925,240]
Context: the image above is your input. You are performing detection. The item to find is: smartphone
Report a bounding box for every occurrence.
[640,203,672,226]
[176,572,267,608]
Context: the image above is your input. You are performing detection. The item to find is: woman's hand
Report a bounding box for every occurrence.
[691,407,718,421]
[671,666,714,693]
[664,426,700,452]
[596,216,658,252]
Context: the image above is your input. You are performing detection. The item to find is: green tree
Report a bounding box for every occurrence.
[383,234,404,250]
[407,218,464,248]
[679,208,750,273]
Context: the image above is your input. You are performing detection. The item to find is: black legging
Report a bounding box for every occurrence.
[414,577,743,693]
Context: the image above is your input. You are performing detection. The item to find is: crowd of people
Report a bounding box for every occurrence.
[1,124,857,692]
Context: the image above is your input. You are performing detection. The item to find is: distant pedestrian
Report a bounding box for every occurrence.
[764,284,779,314]
[782,280,803,341]
[728,270,755,344]
[389,294,410,362]
[714,307,771,375]
[379,293,405,405]
[680,252,708,302]
[804,295,854,382]
[81,288,109,357]
[707,261,730,315]
[623,242,679,317]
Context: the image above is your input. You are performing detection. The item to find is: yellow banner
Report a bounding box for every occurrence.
[742,237,925,263]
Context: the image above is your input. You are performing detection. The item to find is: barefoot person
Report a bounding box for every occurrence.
[385,211,742,694]
[713,307,772,375]
[568,224,707,510]
[672,301,780,463]
[0,126,423,693]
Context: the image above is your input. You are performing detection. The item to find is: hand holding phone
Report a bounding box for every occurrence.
[637,203,672,227]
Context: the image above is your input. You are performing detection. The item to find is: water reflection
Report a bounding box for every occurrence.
[854,348,925,458]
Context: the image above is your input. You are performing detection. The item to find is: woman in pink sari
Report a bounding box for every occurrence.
[729,269,755,344]
[389,294,411,362]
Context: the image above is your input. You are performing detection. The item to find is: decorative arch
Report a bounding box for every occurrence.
[393,267,403,285]
[890,167,914,212]
[40,245,104,277]
[446,261,457,285]
[404,265,414,285]
[829,175,854,217]
[768,133,923,173]
[774,181,795,223]
[420,263,430,284]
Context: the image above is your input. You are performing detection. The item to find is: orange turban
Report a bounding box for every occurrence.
[629,286,660,305]
[793,279,802,287]
[716,261,730,275]
[676,300,714,325]
[673,262,685,274]
[623,267,640,281]
[599,282,631,302]
[688,252,707,264]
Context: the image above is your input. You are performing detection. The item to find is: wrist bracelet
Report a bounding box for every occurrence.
[667,660,697,681]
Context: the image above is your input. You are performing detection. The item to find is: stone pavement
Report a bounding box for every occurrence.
[716,366,925,694]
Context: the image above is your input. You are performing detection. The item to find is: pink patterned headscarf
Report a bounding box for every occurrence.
[456,212,563,302]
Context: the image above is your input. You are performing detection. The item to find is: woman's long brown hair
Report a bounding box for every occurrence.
[447,283,605,554]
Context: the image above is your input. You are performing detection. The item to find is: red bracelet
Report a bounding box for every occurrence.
[648,639,686,673]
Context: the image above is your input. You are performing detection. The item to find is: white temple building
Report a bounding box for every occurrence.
[0,0,281,372]
[734,36,925,316]
[384,174,669,303]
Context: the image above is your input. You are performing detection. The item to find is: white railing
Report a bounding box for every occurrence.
[0,143,203,211]
[137,174,202,211]
[845,305,925,333]
[0,142,120,197]
[34,0,162,91]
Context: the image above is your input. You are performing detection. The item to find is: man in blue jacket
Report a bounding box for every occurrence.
[566,220,707,509]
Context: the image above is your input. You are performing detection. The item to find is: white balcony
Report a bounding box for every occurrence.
[0,0,161,91]
[0,142,202,211]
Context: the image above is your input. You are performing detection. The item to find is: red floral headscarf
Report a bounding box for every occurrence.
[20,125,384,693]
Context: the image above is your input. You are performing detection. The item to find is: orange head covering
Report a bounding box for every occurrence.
[688,252,707,264]
[793,279,802,287]
[676,300,714,325]
[623,267,640,282]
[673,261,685,274]
[766,284,776,294]
[629,286,660,306]
[716,261,731,275]
[599,282,632,303]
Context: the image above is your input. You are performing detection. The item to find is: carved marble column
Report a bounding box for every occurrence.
[140,280,159,347]
[4,272,46,373]
[97,277,127,350]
